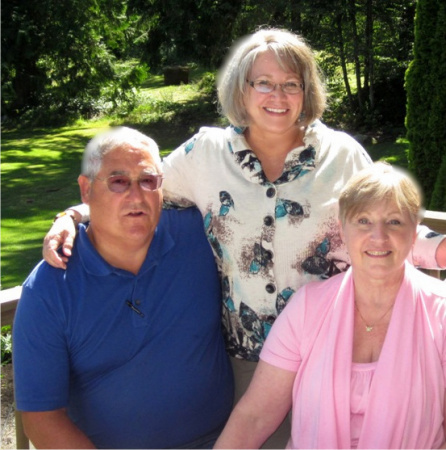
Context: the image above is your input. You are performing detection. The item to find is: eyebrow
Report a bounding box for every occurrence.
[253,75,301,81]
[107,169,158,176]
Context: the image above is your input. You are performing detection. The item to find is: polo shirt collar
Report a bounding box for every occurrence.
[77,222,174,278]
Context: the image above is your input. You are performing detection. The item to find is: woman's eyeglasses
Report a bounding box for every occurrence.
[247,79,305,95]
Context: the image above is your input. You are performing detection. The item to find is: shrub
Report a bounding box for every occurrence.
[405,0,446,207]
[1,326,12,366]
[430,154,446,211]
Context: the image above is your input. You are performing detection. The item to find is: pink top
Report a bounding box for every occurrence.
[261,262,446,449]
[351,362,376,449]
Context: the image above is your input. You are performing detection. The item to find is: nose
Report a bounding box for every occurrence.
[126,179,145,200]
[370,223,388,241]
[270,84,287,97]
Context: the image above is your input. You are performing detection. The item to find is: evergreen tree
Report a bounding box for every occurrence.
[430,154,446,212]
[405,0,446,209]
[2,0,145,123]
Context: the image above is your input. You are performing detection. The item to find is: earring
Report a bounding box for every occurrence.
[298,112,306,122]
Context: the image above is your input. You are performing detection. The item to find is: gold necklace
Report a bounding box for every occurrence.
[354,301,395,332]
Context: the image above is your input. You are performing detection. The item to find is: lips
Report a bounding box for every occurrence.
[126,211,146,217]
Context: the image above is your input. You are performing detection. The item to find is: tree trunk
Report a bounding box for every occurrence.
[335,13,354,107]
[348,0,363,114]
[365,0,375,109]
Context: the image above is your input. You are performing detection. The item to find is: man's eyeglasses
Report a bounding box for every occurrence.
[247,79,305,95]
[95,174,164,193]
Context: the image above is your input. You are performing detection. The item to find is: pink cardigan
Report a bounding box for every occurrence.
[261,263,446,448]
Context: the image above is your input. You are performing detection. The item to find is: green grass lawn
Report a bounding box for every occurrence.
[364,137,410,169]
[1,76,410,289]
[1,76,221,289]
[2,122,110,288]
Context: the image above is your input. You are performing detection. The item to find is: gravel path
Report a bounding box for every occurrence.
[1,364,16,449]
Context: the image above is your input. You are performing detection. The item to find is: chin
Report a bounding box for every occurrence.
[124,225,155,239]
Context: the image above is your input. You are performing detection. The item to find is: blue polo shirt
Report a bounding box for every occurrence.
[13,208,234,449]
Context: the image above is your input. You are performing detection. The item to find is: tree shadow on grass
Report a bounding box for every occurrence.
[114,89,222,153]
[0,233,46,289]
[1,93,221,287]
[365,139,409,169]
[1,126,107,288]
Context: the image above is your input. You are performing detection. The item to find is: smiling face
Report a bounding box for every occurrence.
[78,145,163,253]
[244,50,305,137]
[340,199,418,283]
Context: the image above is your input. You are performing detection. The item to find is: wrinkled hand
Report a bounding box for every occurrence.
[43,214,77,269]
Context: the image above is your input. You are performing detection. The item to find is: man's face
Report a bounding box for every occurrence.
[78,145,163,250]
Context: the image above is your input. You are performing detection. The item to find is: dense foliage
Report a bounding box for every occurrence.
[2,0,148,125]
[1,326,12,365]
[4,0,445,205]
[3,0,418,130]
[430,155,446,211]
[405,0,446,209]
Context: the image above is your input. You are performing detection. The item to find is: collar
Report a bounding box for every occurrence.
[225,123,321,185]
[76,220,174,278]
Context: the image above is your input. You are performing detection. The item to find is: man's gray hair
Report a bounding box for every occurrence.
[82,127,161,178]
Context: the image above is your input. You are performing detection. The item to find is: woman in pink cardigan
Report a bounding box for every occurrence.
[214,162,446,449]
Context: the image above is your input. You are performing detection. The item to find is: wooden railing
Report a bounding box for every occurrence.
[1,286,28,449]
[1,210,445,448]
[425,210,446,233]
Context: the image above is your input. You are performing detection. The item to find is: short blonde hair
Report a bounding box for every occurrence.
[217,28,327,128]
[82,127,161,179]
[338,162,424,225]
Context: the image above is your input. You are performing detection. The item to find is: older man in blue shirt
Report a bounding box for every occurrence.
[13,127,233,449]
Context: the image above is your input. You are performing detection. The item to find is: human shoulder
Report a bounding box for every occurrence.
[17,260,71,324]
[22,243,86,295]
[195,125,232,140]
[155,208,217,280]
[397,265,446,337]
[271,272,348,351]
[21,229,93,297]
[159,207,202,227]
[308,120,372,164]
[410,266,446,299]
[158,207,205,242]
[285,272,347,316]
[22,259,68,293]
[309,270,347,291]
[310,120,359,144]
[173,126,228,156]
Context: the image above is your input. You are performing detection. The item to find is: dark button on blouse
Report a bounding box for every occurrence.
[265,283,276,293]
[266,187,276,198]
[264,215,274,226]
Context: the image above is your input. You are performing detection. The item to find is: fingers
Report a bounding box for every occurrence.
[62,233,74,258]
[43,216,77,269]
[45,241,68,270]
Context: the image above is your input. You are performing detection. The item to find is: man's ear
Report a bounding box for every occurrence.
[78,175,92,204]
